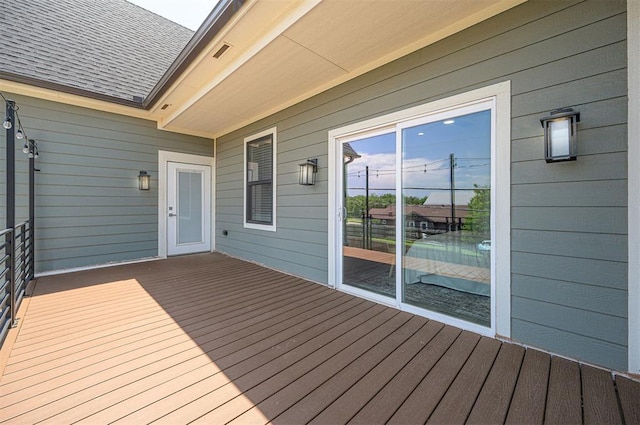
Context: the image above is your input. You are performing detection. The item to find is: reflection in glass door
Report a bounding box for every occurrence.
[401,109,491,326]
[341,132,396,299]
[336,100,494,329]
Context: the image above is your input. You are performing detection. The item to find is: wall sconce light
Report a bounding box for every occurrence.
[540,108,580,163]
[138,170,150,190]
[298,158,318,185]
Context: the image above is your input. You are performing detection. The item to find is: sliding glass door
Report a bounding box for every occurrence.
[400,107,492,327]
[341,131,397,300]
[337,99,495,330]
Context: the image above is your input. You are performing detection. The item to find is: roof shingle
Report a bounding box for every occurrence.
[1,0,195,101]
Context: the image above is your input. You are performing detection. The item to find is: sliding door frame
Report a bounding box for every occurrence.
[328,81,511,338]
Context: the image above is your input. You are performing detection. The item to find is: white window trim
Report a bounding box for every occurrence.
[158,150,215,258]
[328,81,511,338]
[628,0,640,375]
[243,127,277,232]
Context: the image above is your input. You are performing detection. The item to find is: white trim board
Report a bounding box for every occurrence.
[328,81,511,338]
[158,150,215,258]
[35,256,162,278]
[628,0,640,375]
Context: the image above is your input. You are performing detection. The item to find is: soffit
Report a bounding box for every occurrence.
[157,0,525,138]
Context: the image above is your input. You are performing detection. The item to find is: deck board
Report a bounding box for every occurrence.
[462,336,525,424]
[308,319,443,425]
[273,315,428,424]
[226,311,415,425]
[544,356,582,424]
[617,375,640,424]
[505,348,551,425]
[81,300,378,424]
[426,336,502,424]
[348,325,461,424]
[0,252,637,425]
[386,330,480,424]
[582,364,623,424]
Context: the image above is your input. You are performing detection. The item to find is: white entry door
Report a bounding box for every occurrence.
[167,162,211,256]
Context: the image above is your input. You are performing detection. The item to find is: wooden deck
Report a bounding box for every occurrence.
[1,252,638,424]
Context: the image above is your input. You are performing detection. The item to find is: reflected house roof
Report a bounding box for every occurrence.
[343,142,361,161]
[369,205,468,223]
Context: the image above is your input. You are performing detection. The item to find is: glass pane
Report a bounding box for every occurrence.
[178,171,203,244]
[402,110,491,326]
[248,183,272,224]
[342,133,396,299]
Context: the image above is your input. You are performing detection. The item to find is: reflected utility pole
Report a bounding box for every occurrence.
[363,166,370,249]
[450,153,456,232]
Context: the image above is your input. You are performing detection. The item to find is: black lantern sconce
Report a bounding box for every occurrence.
[540,108,580,163]
[298,158,318,185]
[138,170,150,190]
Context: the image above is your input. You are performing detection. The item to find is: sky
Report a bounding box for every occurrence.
[127,0,219,30]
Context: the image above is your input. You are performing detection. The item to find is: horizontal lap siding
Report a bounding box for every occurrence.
[216,0,627,368]
[0,93,212,273]
[508,2,628,370]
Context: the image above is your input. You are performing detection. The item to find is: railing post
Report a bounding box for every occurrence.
[5,100,17,327]
[29,149,35,279]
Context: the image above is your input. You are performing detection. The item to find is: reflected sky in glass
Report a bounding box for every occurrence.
[345,110,491,199]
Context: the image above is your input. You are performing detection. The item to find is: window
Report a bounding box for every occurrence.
[244,127,277,231]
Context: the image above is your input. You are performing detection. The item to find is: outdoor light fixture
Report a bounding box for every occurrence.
[540,108,580,163]
[3,92,39,160]
[21,139,38,158]
[298,158,318,186]
[138,170,150,190]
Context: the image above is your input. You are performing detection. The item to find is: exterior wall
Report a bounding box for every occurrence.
[0,92,213,273]
[216,0,628,370]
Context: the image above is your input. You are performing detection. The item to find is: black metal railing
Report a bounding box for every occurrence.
[0,220,34,347]
[1,96,37,349]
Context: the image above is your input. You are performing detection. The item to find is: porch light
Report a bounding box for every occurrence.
[298,158,318,185]
[540,108,580,163]
[138,170,150,190]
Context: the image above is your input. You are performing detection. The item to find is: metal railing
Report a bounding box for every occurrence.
[0,220,34,347]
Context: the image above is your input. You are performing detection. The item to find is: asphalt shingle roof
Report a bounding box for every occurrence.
[1,0,195,101]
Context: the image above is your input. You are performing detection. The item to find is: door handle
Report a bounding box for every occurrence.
[169,213,177,217]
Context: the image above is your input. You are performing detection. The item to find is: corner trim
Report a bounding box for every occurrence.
[628,0,640,375]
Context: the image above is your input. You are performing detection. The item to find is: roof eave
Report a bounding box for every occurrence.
[143,0,246,110]
[0,70,144,109]
[1,0,245,112]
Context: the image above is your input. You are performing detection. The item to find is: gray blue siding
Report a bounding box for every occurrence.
[1,93,212,273]
[216,0,628,369]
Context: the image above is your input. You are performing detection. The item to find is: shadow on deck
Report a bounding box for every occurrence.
[0,252,638,424]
